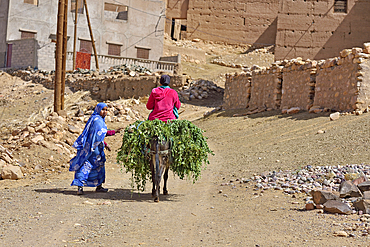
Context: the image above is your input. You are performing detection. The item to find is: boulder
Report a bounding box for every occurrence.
[358,181,370,192]
[323,200,352,215]
[339,180,363,198]
[68,125,82,134]
[1,165,23,180]
[353,199,370,214]
[364,191,370,199]
[353,176,367,185]
[311,190,339,204]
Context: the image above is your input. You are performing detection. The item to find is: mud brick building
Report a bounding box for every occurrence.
[0,0,166,70]
[165,0,370,61]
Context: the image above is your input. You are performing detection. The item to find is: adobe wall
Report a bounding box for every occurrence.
[165,0,189,35]
[275,0,370,61]
[281,60,317,111]
[223,72,251,110]
[186,0,279,45]
[313,47,370,112]
[248,68,281,111]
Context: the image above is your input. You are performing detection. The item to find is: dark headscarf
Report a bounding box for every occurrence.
[160,75,170,86]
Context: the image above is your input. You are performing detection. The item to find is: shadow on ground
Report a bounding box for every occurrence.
[34,188,182,202]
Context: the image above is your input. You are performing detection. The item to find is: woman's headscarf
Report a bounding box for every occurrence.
[160,75,170,86]
[69,102,108,171]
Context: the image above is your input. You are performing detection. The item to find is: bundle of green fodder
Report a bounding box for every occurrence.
[117,119,213,191]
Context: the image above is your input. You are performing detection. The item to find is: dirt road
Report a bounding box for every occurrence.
[1,109,370,246]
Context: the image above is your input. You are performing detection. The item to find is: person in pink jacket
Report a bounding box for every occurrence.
[146,75,181,122]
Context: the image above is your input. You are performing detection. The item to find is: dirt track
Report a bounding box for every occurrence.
[1,108,370,246]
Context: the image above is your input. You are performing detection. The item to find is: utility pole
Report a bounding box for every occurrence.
[54,0,65,113]
[84,0,99,71]
[54,0,68,112]
[72,0,78,70]
[61,0,68,109]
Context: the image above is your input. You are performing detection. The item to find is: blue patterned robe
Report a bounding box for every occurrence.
[69,103,108,187]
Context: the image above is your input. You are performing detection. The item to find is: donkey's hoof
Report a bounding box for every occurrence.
[163,190,168,195]
[154,197,159,202]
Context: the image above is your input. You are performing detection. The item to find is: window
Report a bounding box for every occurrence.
[21,31,36,39]
[104,3,128,20]
[79,40,92,54]
[24,0,38,5]
[71,0,84,14]
[136,47,150,59]
[334,0,347,13]
[108,43,121,56]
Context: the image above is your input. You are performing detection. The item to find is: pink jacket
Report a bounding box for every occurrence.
[146,87,181,122]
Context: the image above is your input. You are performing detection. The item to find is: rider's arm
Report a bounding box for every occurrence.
[146,91,155,110]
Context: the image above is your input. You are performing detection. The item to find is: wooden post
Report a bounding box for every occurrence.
[61,0,68,110]
[84,0,99,71]
[54,0,65,112]
[72,0,78,70]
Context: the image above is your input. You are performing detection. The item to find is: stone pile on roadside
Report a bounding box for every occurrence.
[243,164,370,215]
[0,145,23,180]
[178,79,223,101]
[0,101,144,180]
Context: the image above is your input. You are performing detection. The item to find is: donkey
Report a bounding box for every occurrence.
[148,137,171,202]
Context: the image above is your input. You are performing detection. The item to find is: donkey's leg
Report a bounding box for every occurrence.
[154,142,160,202]
[150,156,156,197]
[163,166,169,195]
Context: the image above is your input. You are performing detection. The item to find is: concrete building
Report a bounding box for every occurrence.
[0,0,166,70]
[165,0,370,61]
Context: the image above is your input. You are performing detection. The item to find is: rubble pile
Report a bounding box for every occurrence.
[240,164,370,215]
[5,63,158,85]
[178,79,223,101]
[0,101,145,180]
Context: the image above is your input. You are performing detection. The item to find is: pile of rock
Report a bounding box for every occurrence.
[178,79,223,101]
[71,100,143,123]
[242,164,370,215]
[0,145,23,180]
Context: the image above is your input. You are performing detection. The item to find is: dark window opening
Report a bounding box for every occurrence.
[334,0,347,13]
[108,44,121,56]
[104,2,128,20]
[136,48,149,59]
[79,40,92,54]
[71,0,84,14]
[21,31,36,39]
[24,0,38,5]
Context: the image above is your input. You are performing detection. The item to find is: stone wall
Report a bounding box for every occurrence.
[223,73,251,110]
[313,47,370,112]
[224,43,370,114]
[7,69,186,101]
[248,69,281,111]
[281,60,317,111]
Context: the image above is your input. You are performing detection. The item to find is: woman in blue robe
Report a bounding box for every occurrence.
[69,102,110,195]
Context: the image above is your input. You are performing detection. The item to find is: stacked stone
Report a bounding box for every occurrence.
[178,79,223,101]
[281,58,317,112]
[248,65,281,112]
[6,69,186,102]
[223,72,251,110]
[71,100,144,123]
[312,44,370,113]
